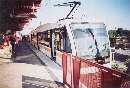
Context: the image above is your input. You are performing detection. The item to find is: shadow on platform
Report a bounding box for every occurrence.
[22,76,65,88]
[14,41,45,65]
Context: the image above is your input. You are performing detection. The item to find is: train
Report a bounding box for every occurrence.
[29,20,111,66]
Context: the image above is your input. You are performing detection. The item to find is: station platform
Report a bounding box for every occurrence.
[0,41,64,88]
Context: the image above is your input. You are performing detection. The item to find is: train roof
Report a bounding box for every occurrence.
[33,20,105,33]
[35,23,64,33]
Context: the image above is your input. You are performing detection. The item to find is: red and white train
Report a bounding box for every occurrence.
[29,20,110,66]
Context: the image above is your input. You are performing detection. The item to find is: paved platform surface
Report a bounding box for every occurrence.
[0,44,12,64]
[14,41,43,65]
[0,41,64,88]
[22,76,64,88]
[28,43,63,83]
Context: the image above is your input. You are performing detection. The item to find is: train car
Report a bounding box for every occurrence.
[30,20,110,66]
[29,29,38,48]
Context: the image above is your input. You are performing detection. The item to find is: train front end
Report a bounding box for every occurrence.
[70,22,110,63]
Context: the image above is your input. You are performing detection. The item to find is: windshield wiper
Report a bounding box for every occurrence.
[88,29,101,58]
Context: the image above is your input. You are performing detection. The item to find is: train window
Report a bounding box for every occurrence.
[55,32,61,51]
[91,28,110,57]
[65,34,72,53]
[71,23,110,58]
[39,31,50,47]
[38,32,43,41]
[72,28,96,58]
[60,29,72,53]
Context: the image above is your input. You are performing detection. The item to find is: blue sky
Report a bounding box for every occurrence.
[21,0,130,34]
[86,0,130,29]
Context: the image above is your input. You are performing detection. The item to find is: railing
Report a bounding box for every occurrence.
[62,53,130,88]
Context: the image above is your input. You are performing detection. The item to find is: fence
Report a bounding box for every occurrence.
[62,53,130,88]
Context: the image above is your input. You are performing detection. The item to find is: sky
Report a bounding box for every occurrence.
[21,0,130,35]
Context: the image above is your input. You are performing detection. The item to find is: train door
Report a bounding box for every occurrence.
[50,27,72,61]
[61,29,66,52]
[50,30,56,61]
[54,26,72,53]
[60,27,72,53]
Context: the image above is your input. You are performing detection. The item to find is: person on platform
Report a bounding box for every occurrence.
[10,35,16,54]
[0,34,4,49]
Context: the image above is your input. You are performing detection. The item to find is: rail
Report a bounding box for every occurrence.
[62,53,130,88]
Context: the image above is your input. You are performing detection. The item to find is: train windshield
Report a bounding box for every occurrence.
[71,23,110,59]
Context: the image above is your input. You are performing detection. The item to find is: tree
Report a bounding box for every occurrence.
[116,28,123,36]
[108,30,118,38]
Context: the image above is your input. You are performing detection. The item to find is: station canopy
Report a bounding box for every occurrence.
[0,0,42,34]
